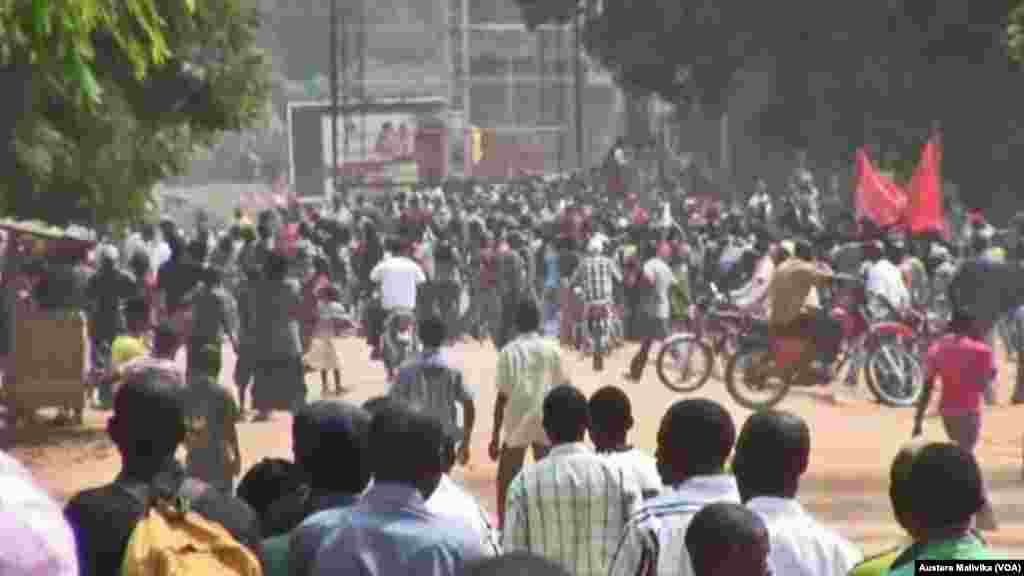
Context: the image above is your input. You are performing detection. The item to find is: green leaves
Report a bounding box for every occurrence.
[0,0,269,226]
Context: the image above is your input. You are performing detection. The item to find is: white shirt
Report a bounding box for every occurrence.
[503,442,642,576]
[370,256,426,310]
[0,452,79,576]
[426,475,501,555]
[746,496,862,576]
[609,474,740,576]
[866,259,910,314]
[145,239,171,273]
[602,448,663,497]
[733,254,775,316]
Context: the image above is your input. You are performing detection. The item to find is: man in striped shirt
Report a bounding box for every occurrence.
[570,236,622,306]
[503,385,641,576]
[608,399,740,576]
[490,299,567,527]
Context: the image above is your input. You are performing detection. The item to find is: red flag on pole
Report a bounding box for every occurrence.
[855,148,907,227]
[906,134,946,236]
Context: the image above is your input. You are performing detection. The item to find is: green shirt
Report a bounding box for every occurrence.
[886,534,992,576]
[260,534,290,576]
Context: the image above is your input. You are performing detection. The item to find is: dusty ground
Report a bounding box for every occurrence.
[10,337,1024,556]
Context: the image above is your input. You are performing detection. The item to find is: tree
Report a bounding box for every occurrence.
[0,0,269,225]
[518,0,1024,215]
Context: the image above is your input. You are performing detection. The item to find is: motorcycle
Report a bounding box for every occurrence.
[381,307,420,381]
[724,281,925,410]
[574,292,619,372]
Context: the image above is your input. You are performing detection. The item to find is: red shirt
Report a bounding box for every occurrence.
[925,334,996,415]
[479,247,498,289]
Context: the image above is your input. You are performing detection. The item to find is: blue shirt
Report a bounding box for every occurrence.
[310,482,490,576]
[288,493,361,576]
[544,250,561,289]
[390,350,472,438]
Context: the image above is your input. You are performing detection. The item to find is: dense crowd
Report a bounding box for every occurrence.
[1,168,1022,575]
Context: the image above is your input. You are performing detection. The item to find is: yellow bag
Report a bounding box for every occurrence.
[120,481,262,576]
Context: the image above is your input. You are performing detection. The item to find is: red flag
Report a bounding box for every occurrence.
[855,148,907,227]
[906,135,946,236]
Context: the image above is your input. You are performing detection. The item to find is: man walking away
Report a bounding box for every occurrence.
[86,245,137,406]
[502,385,641,576]
[390,315,475,464]
[626,241,675,381]
[490,299,567,527]
[186,265,238,384]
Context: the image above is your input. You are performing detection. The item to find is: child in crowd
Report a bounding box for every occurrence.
[185,345,241,494]
[305,282,347,395]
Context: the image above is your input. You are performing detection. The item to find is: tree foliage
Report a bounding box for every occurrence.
[0,0,269,226]
[517,0,1024,215]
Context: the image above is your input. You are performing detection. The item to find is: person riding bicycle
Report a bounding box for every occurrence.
[764,240,844,381]
[569,235,622,345]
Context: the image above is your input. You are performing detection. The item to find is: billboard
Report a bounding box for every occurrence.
[288,98,448,201]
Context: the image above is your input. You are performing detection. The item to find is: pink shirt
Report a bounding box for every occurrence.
[925,335,996,415]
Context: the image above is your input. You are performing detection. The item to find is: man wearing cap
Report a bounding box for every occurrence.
[569,235,622,347]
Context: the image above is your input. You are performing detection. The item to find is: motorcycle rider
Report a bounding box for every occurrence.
[569,235,623,348]
[764,240,843,382]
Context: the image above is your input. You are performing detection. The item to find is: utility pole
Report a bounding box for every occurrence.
[329,0,339,205]
[573,1,585,172]
[461,0,471,178]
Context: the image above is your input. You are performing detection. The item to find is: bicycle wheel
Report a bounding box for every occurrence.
[864,337,923,407]
[656,335,713,393]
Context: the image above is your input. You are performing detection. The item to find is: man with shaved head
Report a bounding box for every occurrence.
[733,410,861,576]
[686,502,770,576]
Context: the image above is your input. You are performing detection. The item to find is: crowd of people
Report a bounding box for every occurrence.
[0,303,1002,575]
[1,167,1022,574]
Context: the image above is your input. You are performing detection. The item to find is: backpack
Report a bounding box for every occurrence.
[119,479,262,576]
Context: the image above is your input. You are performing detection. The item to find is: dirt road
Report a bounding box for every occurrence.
[11,337,1024,556]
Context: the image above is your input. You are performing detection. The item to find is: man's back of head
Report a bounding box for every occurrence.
[419,315,447,349]
[514,298,541,334]
[369,400,447,499]
[686,502,770,576]
[657,399,735,486]
[588,386,633,452]
[732,410,810,502]
[905,442,986,538]
[542,385,589,445]
[889,439,929,533]
[294,401,372,495]
[109,368,188,477]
